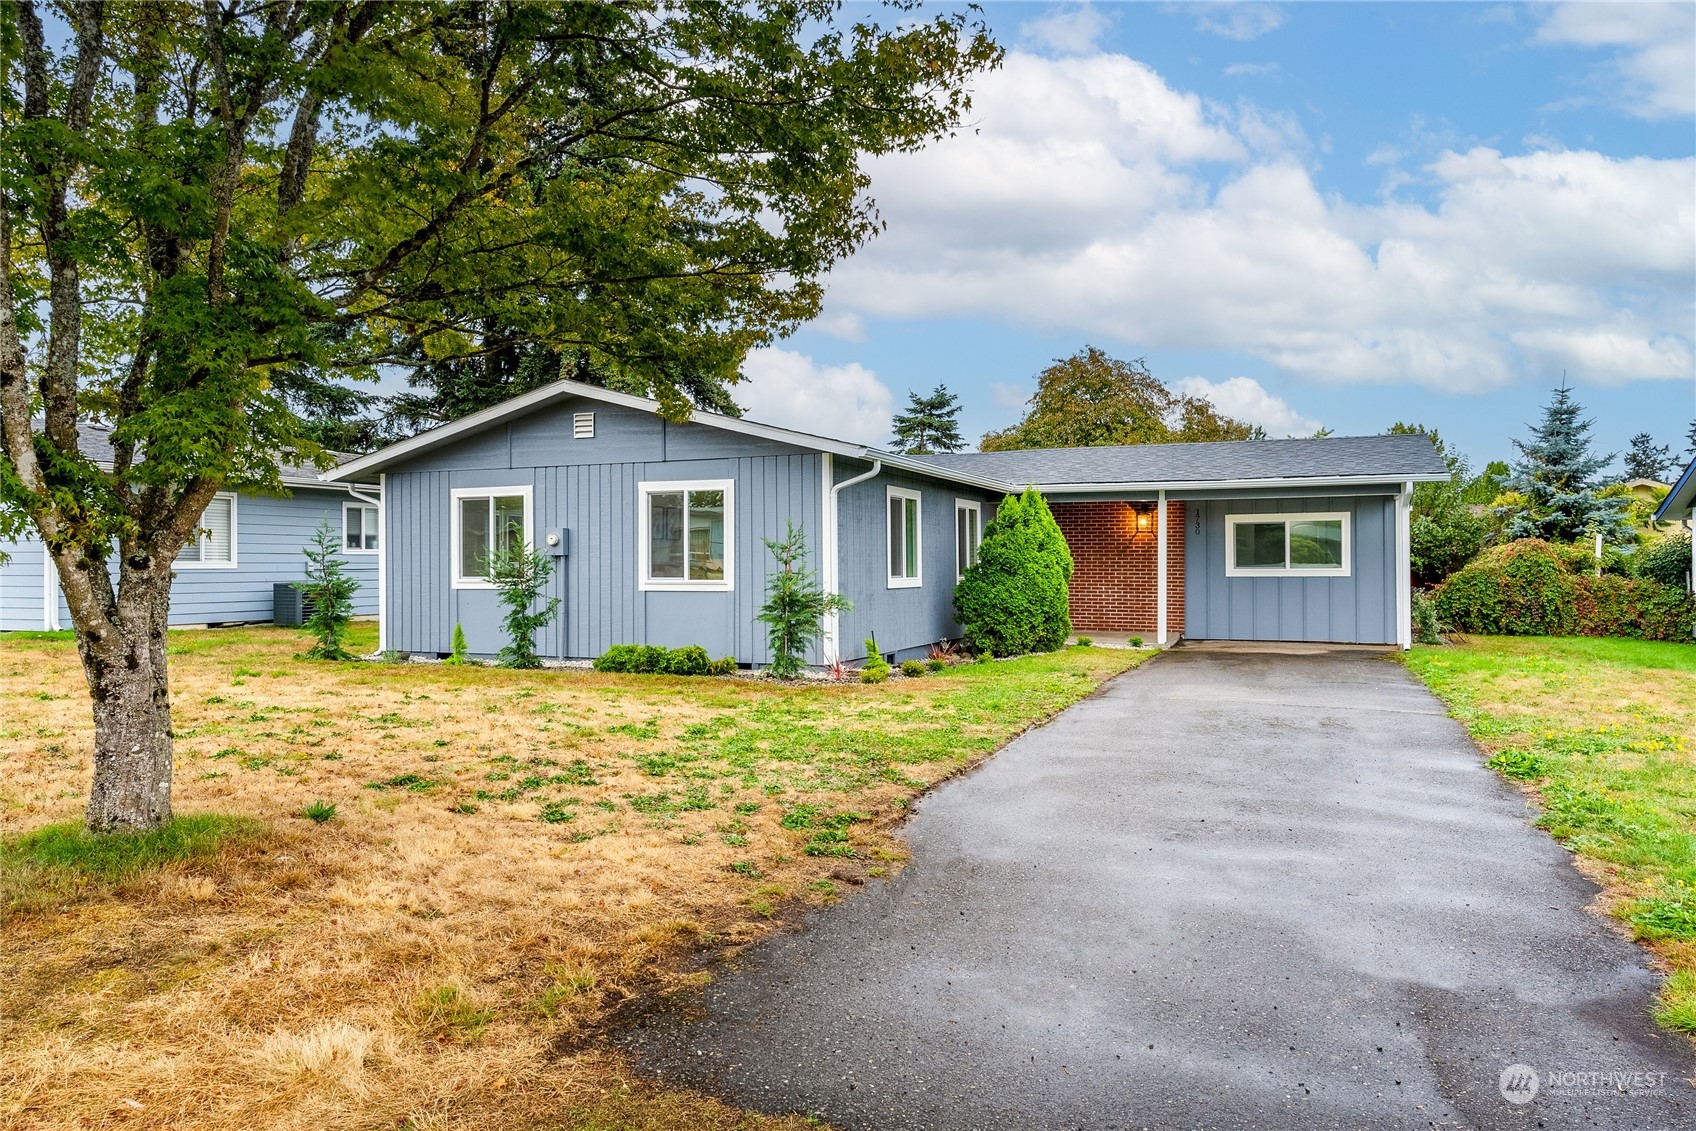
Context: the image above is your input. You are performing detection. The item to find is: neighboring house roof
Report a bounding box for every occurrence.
[60,421,374,490]
[323,378,1451,493]
[903,433,1451,491]
[1655,459,1696,521]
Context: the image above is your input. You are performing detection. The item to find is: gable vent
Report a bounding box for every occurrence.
[572,412,595,439]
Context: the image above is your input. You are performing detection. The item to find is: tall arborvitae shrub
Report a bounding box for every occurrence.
[953,487,1074,656]
[293,521,361,660]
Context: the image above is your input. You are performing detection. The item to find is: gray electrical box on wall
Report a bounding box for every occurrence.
[545,529,568,557]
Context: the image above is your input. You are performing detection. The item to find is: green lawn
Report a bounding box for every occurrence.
[1402,636,1696,1033]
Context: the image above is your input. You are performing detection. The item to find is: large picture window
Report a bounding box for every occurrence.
[955,499,982,580]
[344,502,379,553]
[1225,511,1350,577]
[176,493,236,567]
[888,486,922,588]
[452,487,530,587]
[640,480,733,590]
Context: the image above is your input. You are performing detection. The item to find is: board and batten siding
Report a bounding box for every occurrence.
[382,398,825,664]
[1182,494,1398,645]
[832,459,998,663]
[0,487,376,630]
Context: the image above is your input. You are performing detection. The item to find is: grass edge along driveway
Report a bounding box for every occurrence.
[1401,636,1696,1039]
[0,625,1145,1131]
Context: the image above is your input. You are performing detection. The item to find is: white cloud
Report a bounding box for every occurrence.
[1172,375,1320,436]
[1022,4,1111,55]
[736,347,894,446]
[811,309,867,342]
[1182,3,1287,42]
[1223,62,1280,77]
[1535,1,1696,118]
[822,48,1694,393]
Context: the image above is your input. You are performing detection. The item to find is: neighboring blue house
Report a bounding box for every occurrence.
[0,424,380,631]
[324,380,1447,665]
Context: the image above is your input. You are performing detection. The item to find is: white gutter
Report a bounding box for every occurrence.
[822,456,882,664]
[1029,472,1452,494]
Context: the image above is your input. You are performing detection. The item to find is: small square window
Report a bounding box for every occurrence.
[640,480,734,590]
[344,503,379,552]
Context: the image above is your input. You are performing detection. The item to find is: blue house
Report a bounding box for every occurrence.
[323,380,1447,664]
[0,424,380,631]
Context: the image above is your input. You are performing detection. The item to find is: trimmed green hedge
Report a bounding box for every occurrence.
[593,643,732,675]
[1434,539,1694,641]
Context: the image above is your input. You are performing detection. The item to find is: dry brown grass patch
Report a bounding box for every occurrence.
[1,626,1140,1128]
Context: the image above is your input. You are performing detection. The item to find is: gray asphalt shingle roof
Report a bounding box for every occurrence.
[896,432,1449,488]
[61,421,362,483]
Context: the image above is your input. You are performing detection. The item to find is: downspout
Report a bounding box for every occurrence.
[823,455,882,665]
[346,481,384,654]
[43,549,61,631]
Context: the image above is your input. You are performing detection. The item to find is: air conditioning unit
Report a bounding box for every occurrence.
[273,583,318,627]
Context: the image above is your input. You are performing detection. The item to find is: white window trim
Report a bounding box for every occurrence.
[343,501,379,555]
[955,498,982,581]
[175,491,238,569]
[450,485,533,590]
[1224,510,1352,578]
[638,478,735,592]
[887,485,923,589]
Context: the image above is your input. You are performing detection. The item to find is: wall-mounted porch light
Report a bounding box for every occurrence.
[1135,508,1151,532]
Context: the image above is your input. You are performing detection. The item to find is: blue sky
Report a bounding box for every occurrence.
[734,1,1696,476]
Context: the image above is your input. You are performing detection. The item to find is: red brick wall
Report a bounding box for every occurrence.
[1050,501,1186,635]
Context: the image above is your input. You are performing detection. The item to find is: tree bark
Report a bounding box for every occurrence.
[76,566,175,834]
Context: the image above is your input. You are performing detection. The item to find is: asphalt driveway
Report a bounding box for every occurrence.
[622,648,1693,1130]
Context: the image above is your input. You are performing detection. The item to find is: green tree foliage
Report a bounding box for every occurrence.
[1461,460,1512,505]
[953,488,1074,656]
[755,521,850,679]
[1499,386,1633,545]
[1625,432,1676,482]
[980,348,1262,451]
[292,521,361,660]
[0,1,998,832]
[891,386,966,454]
[1434,539,1694,641]
[1387,423,1488,585]
[487,545,561,670]
[1637,533,1692,589]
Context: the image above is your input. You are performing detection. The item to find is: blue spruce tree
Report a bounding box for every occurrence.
[1502,385,1632,544]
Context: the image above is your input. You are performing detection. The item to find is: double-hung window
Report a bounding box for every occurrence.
[452,487,530,588]
[955,499,982,580]
[344,502,379,553]
[887,487,922,588]
[640,480,733,590]
[1225,511,1350,577]
[176,493,236,567]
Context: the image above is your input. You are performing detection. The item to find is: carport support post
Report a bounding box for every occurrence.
[1156,490,1168,646]
[1396,479,1413,651]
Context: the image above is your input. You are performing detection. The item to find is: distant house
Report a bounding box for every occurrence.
[0,424,380,631]
[323,380,1447,665]
[1626,478,1691,535]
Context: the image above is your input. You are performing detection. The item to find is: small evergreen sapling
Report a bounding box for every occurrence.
[293,521,361,660]
[755,521,851,679]
[860,638,890,683]
[443,623,469,665]
[486,545,562,669]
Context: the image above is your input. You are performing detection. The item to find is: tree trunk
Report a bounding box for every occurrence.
[78,570,175,834]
